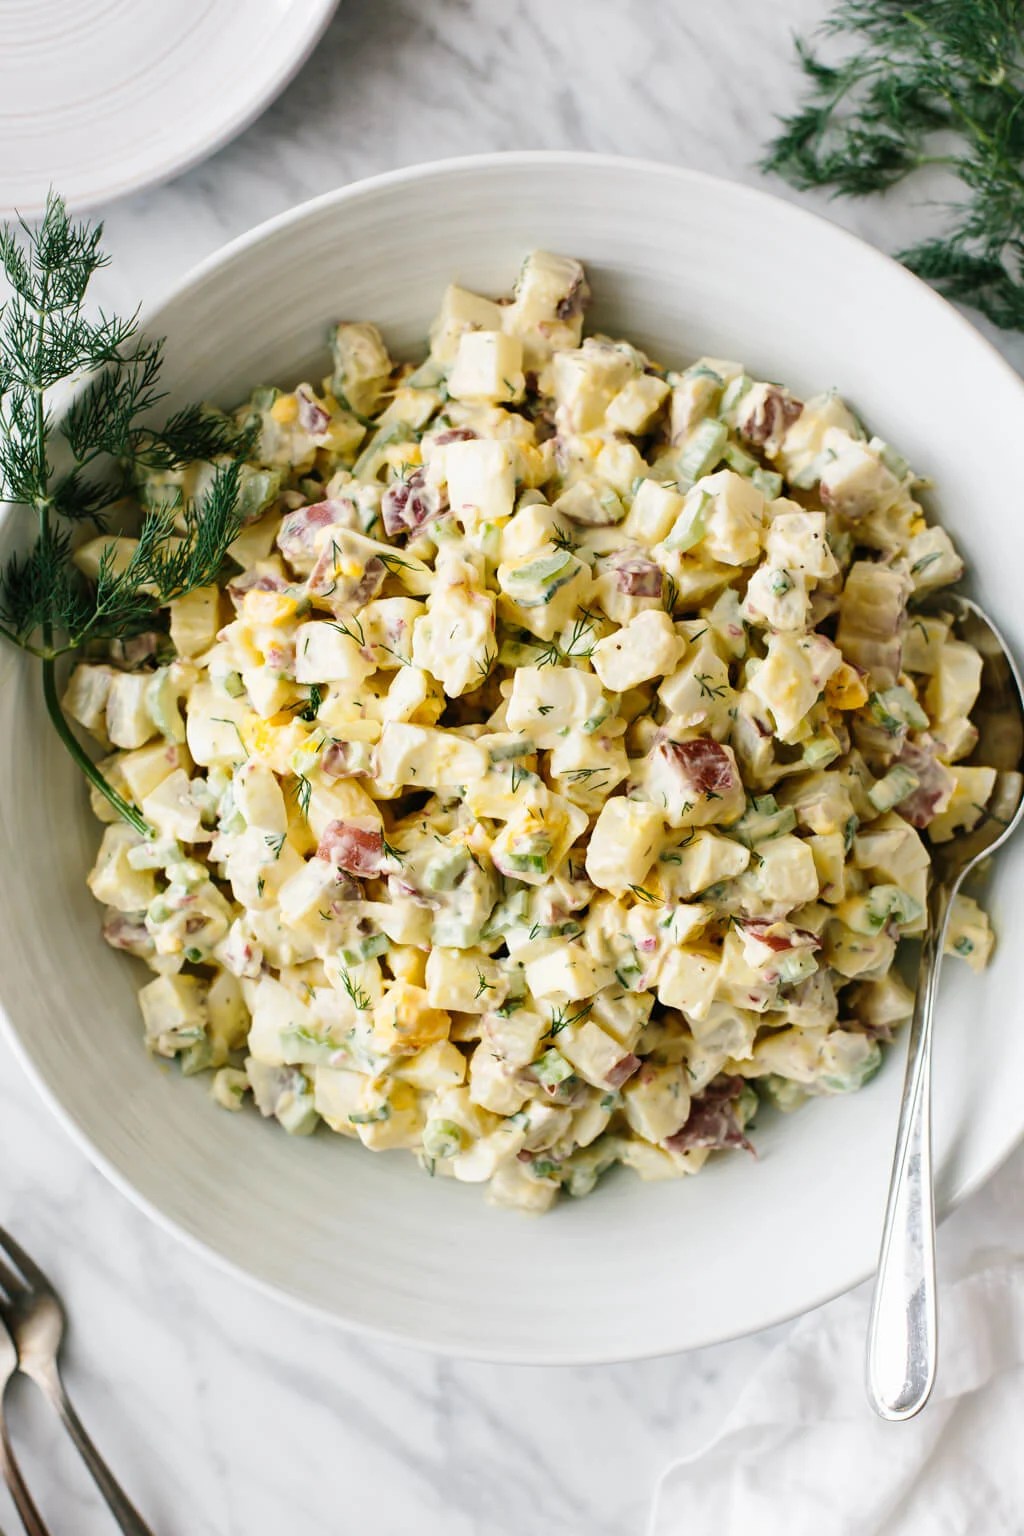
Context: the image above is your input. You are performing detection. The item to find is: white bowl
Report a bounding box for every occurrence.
[3,153,1024,1364]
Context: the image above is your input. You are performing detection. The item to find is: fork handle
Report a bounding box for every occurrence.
[36,1369,156,1536]
[865,881,952,1420]
[0,1420,52,1536]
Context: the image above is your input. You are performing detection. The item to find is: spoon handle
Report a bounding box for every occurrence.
[866,882,952,1420]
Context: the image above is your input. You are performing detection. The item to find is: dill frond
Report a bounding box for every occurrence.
[0,193,249,831]
[763,1,1024,330]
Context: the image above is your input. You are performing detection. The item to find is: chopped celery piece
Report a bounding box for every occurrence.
[787,449,836,490]
[868,764,920,813]
[722,441,759,477]
[677,419,728,487]
[340,933,390,965]
[802,733,841,768]
[846,884,924,933]
[720,374,752,414]
[352,421,416,480]
[730,794,797,847]
[487,737,534,764]
[237,465,283,521]
[757,1075,808,1113]
[776,948,818,986]
[424,846,471,891]
[868,686,928,736]
[665,489,712,552]
[751,468,783,498]
[422,1119,463,1158]
[532,1048,575,1089]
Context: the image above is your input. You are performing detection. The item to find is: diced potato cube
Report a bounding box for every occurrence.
[425,948,508,1014]
[305,776,382,844]
[586,798,667,893]
[64,664,117,736]
[622,1063,691,1142]
[591,610,685,692]
[429,284,504,366]
[140,768,203,842]
[372,981,451,1054]
[655,831,750,899]
[105,671,158,750]
[393,1040,468,1091]
[559,1019,632,1090]
[663,471,764,567]
[925,641,983,725]
[185,682,250,767]
[765,510,838,580]
[522,940,614,1002]
[88,823,157,912]
[444,438,516,530]
[908,526,963,592]
[927,765,997,843]
[506,665,608,748]
[447,330,525,405]
[372,724,488,795]
[656,948,719,1020]
[118,741,190,804]
[170,585,220,657]
[605,374,670,434]
[139,974,208,1058]
[808,832,846,904]
[331,320,392,415]
[623,479,685,547]
[294,621,375,686]
[503,250,589,364]
[748,632,842,740]
[468,1044,528,1115]
[944,894,994,972]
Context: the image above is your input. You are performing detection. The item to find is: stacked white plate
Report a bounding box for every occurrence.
[0,0,339,215]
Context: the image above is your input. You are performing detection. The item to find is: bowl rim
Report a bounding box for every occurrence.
[6,149,1024,1364]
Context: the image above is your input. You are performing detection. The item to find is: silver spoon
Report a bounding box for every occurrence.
[866,594,1024,1420]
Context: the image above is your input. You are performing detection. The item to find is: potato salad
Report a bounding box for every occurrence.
[67,251,995,1212]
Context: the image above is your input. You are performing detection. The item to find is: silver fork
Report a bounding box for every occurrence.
[0,1306,50,1535]
[0,1227,155,1536]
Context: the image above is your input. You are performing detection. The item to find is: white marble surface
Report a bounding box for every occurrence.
[3,1,1024,1531]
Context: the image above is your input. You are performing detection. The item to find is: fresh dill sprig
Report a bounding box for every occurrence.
[339,967,372,1012]
[292,772,312,819]
[0,194,248,832]
[474,969,496,1000]
[474,644,497,682]
[533,606,599,668]
[329,614,366,647]
[377,549,415,574]
[549,1001,592,1037]
[695,672,727,701]
[297,683,322,722]
[762,1,1024,329]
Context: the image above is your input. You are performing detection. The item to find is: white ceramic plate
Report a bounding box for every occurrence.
[3,153,1024,1364]
[0,0,339,217]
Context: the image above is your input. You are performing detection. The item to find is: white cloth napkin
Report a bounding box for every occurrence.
[650,1150,1024,1536]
